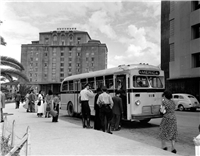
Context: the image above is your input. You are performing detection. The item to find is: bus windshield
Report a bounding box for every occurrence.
[133,76,163,88]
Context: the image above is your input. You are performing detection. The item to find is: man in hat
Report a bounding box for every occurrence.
[97,86,113,134]
[79,83,94,128]
[0,91,5,122]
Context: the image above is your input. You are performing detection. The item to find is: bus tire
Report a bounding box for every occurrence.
[139,119,151,124]
[67,102,74,117]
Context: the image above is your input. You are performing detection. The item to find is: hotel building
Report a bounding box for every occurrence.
[21,28,108,93]
[161,1,200,100]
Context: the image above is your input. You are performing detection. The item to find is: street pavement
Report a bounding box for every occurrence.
[0,103,181,156]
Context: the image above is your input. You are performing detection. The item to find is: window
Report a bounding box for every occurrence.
[77,63,80,67]
[60,68,64,72]
[105,75,114,89]
[68,68,71,72]
[88,77,95,89]
[30,57,33,61]
[77,53,80,56]
[77,37,81,44]
[53,35,57,41]
[69,47,72,51]
[192,52,200,68]
[69,63,71,67]
[148,76,163,88]
[192,1,200,11]
[170,43,175,61]
[86,57,88,61]
[62,81,68,91]
[69,58,72,61]
[133,76,149,87]
[191,24,200,39]
[61,52,64,56]
[60,58,64,61]
[60,63,64,67]
[69,52,71,56]
[45,52,48,56]
[61,40,65,45]
[45,38,49,44]
[91,57,94,61]
[60,47,64,52]
[69,81,73,90]
[170,19,174,37]
[96,76,104,89]
[60,73,64,77]
[29,73,32,77]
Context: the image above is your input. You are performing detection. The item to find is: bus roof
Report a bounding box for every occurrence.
[63,64,162,82]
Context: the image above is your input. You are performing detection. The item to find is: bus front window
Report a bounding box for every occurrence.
[133,76,149,87]
[148,76,163,88]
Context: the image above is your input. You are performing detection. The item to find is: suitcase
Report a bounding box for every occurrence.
[50,110,57,117]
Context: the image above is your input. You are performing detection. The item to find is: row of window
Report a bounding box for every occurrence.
[170,1,200,12]
[61,75,163,91]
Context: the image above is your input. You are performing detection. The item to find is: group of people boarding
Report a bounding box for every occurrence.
[25,89,60,122]
[80,83,123,134]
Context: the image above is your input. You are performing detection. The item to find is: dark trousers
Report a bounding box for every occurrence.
[52,104,59,122]
[16,101,20,109]
[81,101,91,127]
[28,102,35,112]
[94,105,102,130]
[0,108,4,122]
[99,105,112,132]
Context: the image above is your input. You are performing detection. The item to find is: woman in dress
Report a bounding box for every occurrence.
[37,90,44,117]
[159,90,178,154]
[45,90,53,118]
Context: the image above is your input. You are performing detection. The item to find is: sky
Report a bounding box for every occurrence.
[0,0,161,68]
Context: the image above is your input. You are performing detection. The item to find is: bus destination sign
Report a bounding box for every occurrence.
[139,70,160,75]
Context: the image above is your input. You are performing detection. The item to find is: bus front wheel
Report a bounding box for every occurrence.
[139,119,151,124]
[67,102,74,117]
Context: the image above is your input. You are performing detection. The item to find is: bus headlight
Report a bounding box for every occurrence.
[135,100,141,106]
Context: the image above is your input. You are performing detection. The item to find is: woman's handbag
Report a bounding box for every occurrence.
[160,105,166,114]
[37,100,41,106]
[50,109,57,117]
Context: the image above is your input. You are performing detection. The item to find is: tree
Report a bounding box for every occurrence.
[0,20,28,84]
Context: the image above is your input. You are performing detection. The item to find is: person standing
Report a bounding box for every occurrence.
[0,91,5,122]
[80,83,94,128]
[52,93,60,122]
[111,90,123,131]
[28,90,36,112]
[94,88,102,130]
[97,86,113,134]
[15,91,21,109]
[45,90,53,118]
[37,90,44,117]
[159,90,178,154]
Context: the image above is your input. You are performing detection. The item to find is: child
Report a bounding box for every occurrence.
[45,90,53,118]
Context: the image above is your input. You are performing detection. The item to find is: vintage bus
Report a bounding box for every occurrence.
[60,64,165,123]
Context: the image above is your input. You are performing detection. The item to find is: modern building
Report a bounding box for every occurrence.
[21,28,108,93]
[161,1,200,100]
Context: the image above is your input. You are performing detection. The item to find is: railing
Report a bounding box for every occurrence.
[1,115,31,156]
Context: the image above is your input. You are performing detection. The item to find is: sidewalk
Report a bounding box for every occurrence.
[1,103,180,155]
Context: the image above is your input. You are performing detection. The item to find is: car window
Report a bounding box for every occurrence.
[188,95,195,98]
[173,95,179,99]
[179,95,184,99]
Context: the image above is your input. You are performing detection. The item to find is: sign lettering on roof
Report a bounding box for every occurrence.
[139,70,160,75]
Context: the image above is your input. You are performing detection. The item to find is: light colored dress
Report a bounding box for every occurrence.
[37,94,44,115]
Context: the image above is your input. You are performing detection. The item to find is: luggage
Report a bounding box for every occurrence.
[50,109,57,117]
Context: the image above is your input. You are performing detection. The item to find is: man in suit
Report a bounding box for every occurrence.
[0,91,5,122]
[111,90,123,131]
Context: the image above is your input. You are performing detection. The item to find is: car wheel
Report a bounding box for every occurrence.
[178,105,184,111]
[67,102,74,117]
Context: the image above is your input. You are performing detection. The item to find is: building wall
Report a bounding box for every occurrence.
[21,29,108,90]
[161,1,200,100]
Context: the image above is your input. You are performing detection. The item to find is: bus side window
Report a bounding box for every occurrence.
[96,76,103,89]
[105,75,114,89]
[88,77,95,90]
[81,79,87,89]
[62,81,68,91]
[69,81,73,91]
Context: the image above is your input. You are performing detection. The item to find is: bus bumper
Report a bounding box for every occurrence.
[131,114,163,121]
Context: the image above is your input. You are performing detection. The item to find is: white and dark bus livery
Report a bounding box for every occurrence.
[60,64,165,123]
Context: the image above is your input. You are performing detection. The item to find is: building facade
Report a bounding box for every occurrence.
[21,28,108,93]
[161,1,200,100]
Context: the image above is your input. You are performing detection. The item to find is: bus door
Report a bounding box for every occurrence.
[74,80,81,114]
[115,74,127,119]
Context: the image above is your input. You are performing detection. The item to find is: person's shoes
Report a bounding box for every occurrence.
[107,131,113,134]
[1,120,4,123]
[162,147,168,151]
[83,125,86,128]
[171,149,177,154]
